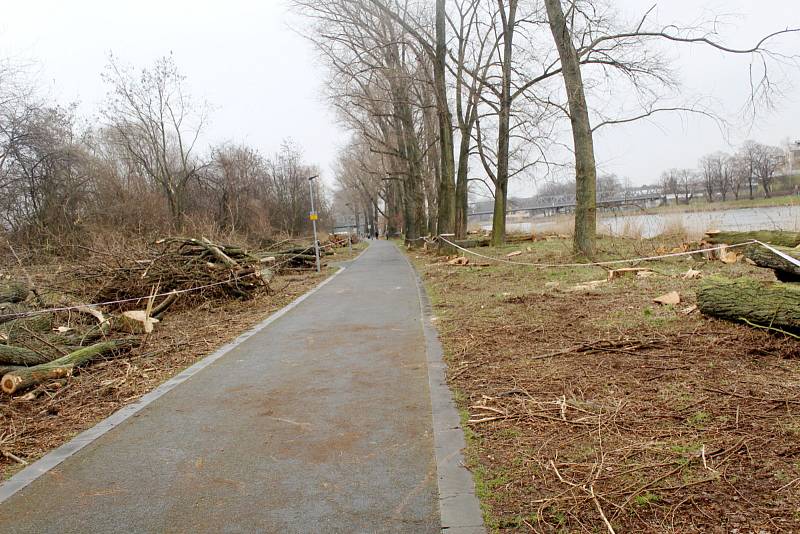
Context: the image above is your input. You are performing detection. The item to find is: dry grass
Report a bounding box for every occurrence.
[410,236,800,533]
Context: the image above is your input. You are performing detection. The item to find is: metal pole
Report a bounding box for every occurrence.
[347,232,352,255]
[308,176,321,273]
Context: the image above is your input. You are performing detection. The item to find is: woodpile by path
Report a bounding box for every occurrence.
[0,235,350,397]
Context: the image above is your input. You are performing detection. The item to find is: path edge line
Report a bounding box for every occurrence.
[0,265,347,504]
[403,250,486,533]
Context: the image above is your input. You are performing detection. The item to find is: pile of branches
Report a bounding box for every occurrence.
[82,237,277,308]
[0,237,325,397]
[325,233,359,248]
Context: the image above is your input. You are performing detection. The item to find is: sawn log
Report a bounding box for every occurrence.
[697,276,800,333]
[705,230,800,247]
[1,338,139,394]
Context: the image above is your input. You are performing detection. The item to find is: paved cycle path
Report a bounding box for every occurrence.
[0,241,474,533]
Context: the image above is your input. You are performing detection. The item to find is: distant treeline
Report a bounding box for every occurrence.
[0,55,330,250]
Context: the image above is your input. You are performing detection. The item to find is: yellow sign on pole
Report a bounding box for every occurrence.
[309,213,318,221]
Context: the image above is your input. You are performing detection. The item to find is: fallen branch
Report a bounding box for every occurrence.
[1,450,27,465]
[0,344,53,366]
[1,338,139,394]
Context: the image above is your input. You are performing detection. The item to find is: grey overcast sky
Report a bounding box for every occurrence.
[1,0,798,193]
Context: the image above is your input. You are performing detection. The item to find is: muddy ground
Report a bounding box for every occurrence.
[411,236,800,533]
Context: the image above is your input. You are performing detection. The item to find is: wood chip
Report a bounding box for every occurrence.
[570,280,608,292]
[654,291,681,305]
[607,267,652,281]
[506,250,522,257]
[718,244,741,264]
[682,269,702,280]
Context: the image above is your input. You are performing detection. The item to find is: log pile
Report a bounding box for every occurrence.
[325,233,359,248]
[698,230,800,334]
[0,236,326,395]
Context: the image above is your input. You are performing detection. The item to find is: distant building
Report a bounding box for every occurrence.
[788,141,800,174]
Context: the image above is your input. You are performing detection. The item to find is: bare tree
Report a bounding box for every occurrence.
[751,143,785,198]
[541,0,798,256]
[101,54,207,227]
[448,0,496,238]
[294,0,431,244]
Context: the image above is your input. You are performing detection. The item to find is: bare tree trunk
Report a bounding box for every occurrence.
[434,0,455,238]
[454,133,470,238]
[544,0,597,257]
[386,177,402,235]
[490,0,517,247]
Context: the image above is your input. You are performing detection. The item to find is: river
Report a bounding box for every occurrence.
[486,205,800,239]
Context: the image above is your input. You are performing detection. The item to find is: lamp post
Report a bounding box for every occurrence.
[344,202,354,254]
[308,175,321,273]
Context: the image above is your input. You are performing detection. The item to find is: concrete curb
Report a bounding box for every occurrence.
[0,266,347,504]
[405,252,486,533]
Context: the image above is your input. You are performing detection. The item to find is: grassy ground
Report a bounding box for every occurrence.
[632,194,800,216]
[409,235,800,532]
[0,242,367,479]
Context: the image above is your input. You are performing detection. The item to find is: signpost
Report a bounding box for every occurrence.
[308,175,321,273]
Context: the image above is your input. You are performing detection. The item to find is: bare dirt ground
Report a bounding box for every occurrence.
[411,236,800,533]
[0,243,364,479]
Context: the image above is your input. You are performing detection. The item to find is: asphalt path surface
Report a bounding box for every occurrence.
[0,241,441,533]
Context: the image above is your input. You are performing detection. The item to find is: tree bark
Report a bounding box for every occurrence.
[454,132,470,239]
[544,0,598,258]
[1,338,139,394]
[0,344,52,366]
[704,230,800,247]
[744,244,800,282]
[434,0,456,238]
[0,315,52,343]
[697,277,800,333]
[0,364,24,376]
[490,0,517,247]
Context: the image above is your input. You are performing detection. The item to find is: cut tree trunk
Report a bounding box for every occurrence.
[1,338,139,394]
[705,231,800,247]
[697,276,800,333]
[452,234,536,249]
[0,314,52,343]
[200,237,238,268]
[151,291,179,319]
[744,245,800,282]
[454,238,491,249]
[118,310,159,334]
[0,365,24,377]
[0,344,53,366]
[0,303,30,324]
[0,281,29,304]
